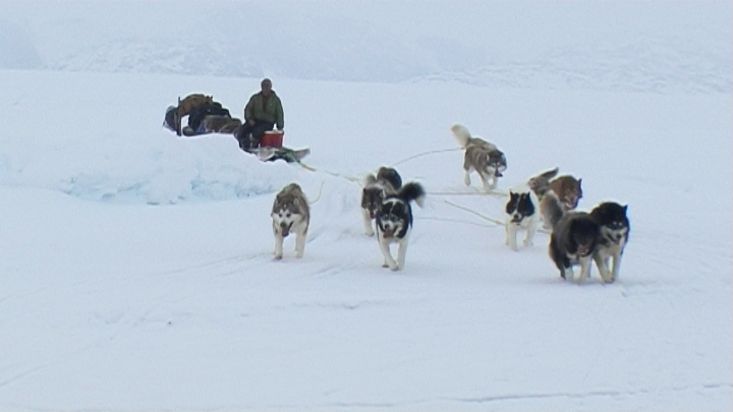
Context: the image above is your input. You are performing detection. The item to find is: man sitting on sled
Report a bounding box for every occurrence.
[162,85,307,164]
[235,78,284,152]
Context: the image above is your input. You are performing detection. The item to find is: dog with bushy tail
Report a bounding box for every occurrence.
[375,182,426,271]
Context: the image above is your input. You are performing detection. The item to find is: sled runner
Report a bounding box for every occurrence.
[251,146,311,163]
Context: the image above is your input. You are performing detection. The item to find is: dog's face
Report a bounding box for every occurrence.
[272,200,304,237]
[551,177,583,210]
[562,180,582,210]
[593,203,629,245]
[489,150,507,177]
[376,198,409,239]
[506,191,535,224]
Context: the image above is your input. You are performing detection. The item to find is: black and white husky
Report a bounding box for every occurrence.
[361,167,402,236]
[375,182,425,271]
[505,185,540,251]
[271,183,310,259]
[451,124,507,192]
[590,202,630,283]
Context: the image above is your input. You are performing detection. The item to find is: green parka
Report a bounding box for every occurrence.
[244,91,284,130]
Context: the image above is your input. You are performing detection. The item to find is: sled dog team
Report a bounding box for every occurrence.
[271,124,630,284]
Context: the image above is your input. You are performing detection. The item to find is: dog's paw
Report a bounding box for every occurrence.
[365,229,375,237]
[390,265,400,271]
[274,254,283,260]
[296,252,303,259]
[523,239,533,247]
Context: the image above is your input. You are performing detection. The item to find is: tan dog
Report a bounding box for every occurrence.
[540,175,583,229]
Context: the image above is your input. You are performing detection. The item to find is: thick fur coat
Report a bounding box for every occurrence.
[451,124,507,192]
[271,183,310,259]
[590,202,630,283]
[549,211,600,283]
[375,182,425,271]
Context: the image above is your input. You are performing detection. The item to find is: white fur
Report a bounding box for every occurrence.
[452,124,503,192]
[378,226,411,271]
[593,227,628,283]
[562,254,593,284]
[504,188,539,251]
[376,198,413,271]
[466,165,500,192]
[272,210,308,259]
[451,123,472,148]
[362,208,375,236]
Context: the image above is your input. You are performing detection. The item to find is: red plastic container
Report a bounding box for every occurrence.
[261,131,284,148]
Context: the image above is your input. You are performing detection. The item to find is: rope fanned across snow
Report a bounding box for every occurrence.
[295,146,519,229]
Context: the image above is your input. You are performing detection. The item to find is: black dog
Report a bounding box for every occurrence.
[549,211,600,283]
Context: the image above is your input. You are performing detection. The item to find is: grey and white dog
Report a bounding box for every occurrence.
[271,183,310,259]
[451,124,507,192]
[590,202,630,283]
[361,166,402,236]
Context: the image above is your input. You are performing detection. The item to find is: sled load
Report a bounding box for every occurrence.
[163,94,241,137]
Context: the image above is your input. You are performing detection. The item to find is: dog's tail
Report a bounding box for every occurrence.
[397,182,426,208]
[451,123,472,148]
[528,166,559,198]
[541,191,564,229]
[536,167,559,181]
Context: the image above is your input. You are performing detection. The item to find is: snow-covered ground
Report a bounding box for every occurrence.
[1,2,731,411]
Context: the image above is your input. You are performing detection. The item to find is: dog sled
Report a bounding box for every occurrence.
[163,94,310,164]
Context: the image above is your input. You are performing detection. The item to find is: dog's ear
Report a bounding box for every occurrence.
[577,178,582,188]
[623,204,628,214]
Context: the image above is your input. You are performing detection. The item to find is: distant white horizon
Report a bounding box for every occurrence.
[2,0,731,92]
